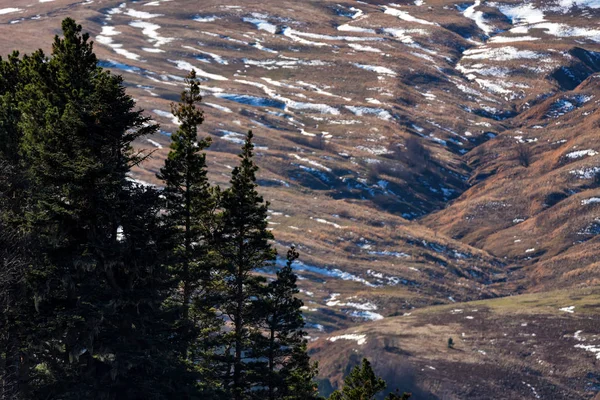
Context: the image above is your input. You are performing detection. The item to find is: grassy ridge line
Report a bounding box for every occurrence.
[405,286,600,316]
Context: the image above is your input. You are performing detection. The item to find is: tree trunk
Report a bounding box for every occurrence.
[183,172,192,321]
[268,322,276,400]
[2,314,20,399]
[233,267,244,400]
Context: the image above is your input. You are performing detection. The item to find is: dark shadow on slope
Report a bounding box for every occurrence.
[551,47,600,90]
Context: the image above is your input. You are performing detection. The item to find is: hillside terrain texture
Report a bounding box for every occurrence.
[2,0,600,398]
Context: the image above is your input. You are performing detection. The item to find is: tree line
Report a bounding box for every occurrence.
[0,19,410,400]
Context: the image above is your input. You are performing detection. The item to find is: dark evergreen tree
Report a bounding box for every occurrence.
[0,49,34,400]
[14,18,195,399]
[0,18,329,400]
[0,177,32,400]
[0,51,22,163]
[252,246,320,400]
[328,358,411,400]
[282,341,321,400]
[215,131,276,400]
[157,69,212,319]
[157,70,224,395]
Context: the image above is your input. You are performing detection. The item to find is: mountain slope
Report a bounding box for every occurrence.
[312,287,600,399]
[2,0,600,398]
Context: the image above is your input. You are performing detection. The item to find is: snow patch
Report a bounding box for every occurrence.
[124,9,162,19]
[338,24,376,34]
[566,149,598,159]
[243,15,278,34]
[383,5,436,26]
[489,35,540,43]
[291,155,332,172]
[169,60,228,81]
[570,167,600,179]
[349,43,382,53]
[205,103,233,113]
[345,106,392,120]
[463,0,495,35]
[311,217,344,228]
[353,63,396,76]
[153,109,180,125]
[218,130,245,145]
[328,334,367,345]
[582,198,600,205]
[351,311,384,320]
[146,138,162,149]
[574,344,600,360]
[194,15,219,22]
[498,3,546,25]
[463,46,544,61]
[0,8,22,15]
[130,21,173,47]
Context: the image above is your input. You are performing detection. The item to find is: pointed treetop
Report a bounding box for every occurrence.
[286,245,299,268]
[172,69,204,127]
[329,358,388,400]
[52,18,97,85]
[230,130,258,186]
[167,69,206,150]
[181,69,201,104]
[241,130,255,160]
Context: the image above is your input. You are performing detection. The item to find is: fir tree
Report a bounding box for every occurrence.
[157,70,224,395]
[157,69,213,319]
[0,48,34,400]
[329,358,411,400]
[253,246,320,400]
[0,17,331,400]
[15,18,194,399]
[215,131,276,399]
[0,220,27,399]
[0,51,22,163]
[282,341,321,400]
[0,180,32,399]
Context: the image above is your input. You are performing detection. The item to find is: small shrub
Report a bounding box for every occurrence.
[404,136,430,171]
[367,164,380,184]
[515,142,532,168]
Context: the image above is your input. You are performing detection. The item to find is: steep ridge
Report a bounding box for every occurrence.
[425,77,600,293]
[423,0,600,294]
